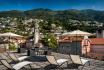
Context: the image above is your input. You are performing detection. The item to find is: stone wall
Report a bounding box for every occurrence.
[57,41,82,55]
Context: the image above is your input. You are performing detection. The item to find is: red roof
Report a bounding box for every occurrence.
[90,38,104,45]
[58,38,104,45]
[58,40,71,43]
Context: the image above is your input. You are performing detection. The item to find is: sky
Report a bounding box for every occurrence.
[0,0,104,11]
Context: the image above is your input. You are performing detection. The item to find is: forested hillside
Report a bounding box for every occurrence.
[0,8,104,35]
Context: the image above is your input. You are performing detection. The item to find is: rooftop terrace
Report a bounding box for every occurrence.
[0,52,104,70]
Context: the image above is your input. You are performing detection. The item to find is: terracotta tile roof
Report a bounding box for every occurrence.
[59,38,104,45]
[58,40,71,42]
[90,38,104,45]
[58,36,83,43]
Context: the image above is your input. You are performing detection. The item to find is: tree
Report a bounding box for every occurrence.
[42,33,57,48]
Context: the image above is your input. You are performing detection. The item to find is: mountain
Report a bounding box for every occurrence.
[0,9,104,22]
[24,8,56,19]
[0,10,24,17]
[0,9,104,34]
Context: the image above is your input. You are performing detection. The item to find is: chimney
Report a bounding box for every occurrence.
[96,27,104,38]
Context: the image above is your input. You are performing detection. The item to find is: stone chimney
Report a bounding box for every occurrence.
[96,27,104,38]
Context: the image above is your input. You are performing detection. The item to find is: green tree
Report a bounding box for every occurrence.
[43,33,57,48]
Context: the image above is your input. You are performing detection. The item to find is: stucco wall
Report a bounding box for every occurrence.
[91,45,104,54]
